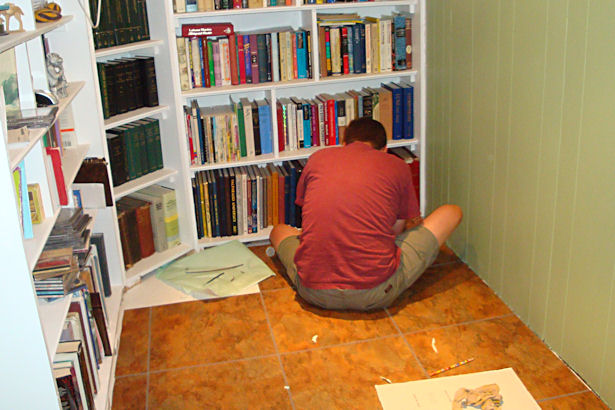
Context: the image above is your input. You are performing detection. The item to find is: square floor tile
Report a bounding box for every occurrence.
[148,357,292,409]
[281,337,426,408]
[262,288,399,353]
[149,294,276,371]
[112,375,147,410]
[404,315,587,400]
[388,264,511,332]
[115,308,150,376]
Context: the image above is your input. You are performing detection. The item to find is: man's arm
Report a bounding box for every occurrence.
[392,216,424,236]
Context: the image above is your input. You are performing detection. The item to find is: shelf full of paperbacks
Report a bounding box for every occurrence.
[176,12,412,90]
[191,146,419,239]
[185,81,414,166]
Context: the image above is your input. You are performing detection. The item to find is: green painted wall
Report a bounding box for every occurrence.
[426,0,615,405]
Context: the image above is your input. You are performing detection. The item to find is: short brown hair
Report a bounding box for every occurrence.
[343,117,387,149]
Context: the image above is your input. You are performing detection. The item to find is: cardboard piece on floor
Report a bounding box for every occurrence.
[375,368,539,409]
[156,240,275,299]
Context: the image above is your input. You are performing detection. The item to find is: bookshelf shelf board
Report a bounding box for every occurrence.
[0,16,74,54]
[38,293,74,360]
[104,105,170,130]
[175,5,303,18]
[113,167,179,199]
[95,39,165,59]
[124,243,193,286]
[25,206,61,272]
[191,153,276,172]
[8,81,86,169]
[198,226,273,248]
[62,143,91,188]
[181,78,314,98]
[317,69,417,85]
[94,286,123,410]
[309,0,416,12]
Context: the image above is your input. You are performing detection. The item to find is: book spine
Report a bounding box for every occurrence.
[276,103,285,152]
[405,17,412,69]
[219,37,232,86]
[257,34,268,83]
[243,35,252,83]
[212,40,222,86]
[310,102,319,146]
[324,27,332,76]
[296,31,307,79]
[265,33,273,82]
[271,32,280,82]
[302,102,312,148]
[291,31,298,79]
[237,35,246,84]
[394,15,406,70]
[207,40,216,86]
[141,57,159,107]
[200,38,211,87]
[250,34,259,84]
[229,173,238,235]
[193,176,203,238]
[341,26,349,75]
[228,33,239,85]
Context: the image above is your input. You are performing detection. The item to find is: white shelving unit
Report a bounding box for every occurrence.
[164,0,426,248]
[0,0,124,407]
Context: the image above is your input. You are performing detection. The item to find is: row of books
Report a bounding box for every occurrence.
[97,56,159,119]
[184,81,413,165]
[184,98,274,166]
[192,161,305,238]
[106,118,164,187]
[116,185,181,269]
[317,12,412,76]
[174,0,293,12]
[177,23,312,90]
[91,0,151,49]
[54,282,112,409]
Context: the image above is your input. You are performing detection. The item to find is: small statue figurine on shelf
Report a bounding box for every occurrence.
[46,52,68,98]
[0,3,24,32]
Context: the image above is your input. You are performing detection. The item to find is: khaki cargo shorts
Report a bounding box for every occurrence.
[276,225,439,311]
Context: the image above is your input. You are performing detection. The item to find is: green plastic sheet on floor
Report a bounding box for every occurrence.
[156,240,275,298]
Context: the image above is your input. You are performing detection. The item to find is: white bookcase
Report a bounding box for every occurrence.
[0,0,424,407]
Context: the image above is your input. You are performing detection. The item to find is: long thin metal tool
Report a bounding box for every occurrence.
[185,263,244,274]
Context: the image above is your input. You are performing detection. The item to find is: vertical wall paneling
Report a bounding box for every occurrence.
[427,0,615,405]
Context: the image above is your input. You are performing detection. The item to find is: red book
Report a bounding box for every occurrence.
[341,27,349,75]
[249,34,259,84]
[228,33,239,85]
[405,17,412,69]
[322,96,336,146]
[181,23,234,38]
[45,147,68,205]
[200,38,211,88]
[233,0,242,7]
[237,35,246,84]
[310,102,320,146]
[276,102,285,152]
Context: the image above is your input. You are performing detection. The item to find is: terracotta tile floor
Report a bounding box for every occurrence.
[112,245,609,409]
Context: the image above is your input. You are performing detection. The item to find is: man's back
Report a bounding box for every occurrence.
[294,142,418,290]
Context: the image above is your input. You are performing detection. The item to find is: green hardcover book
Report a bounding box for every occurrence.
[123,124,142,179]
[234,99,247,157]
[132,122,148,176]
[137,0,150,41]
[134,119,156,174]
[96,63,111,119]
[142,118,163,171]
[207,40,215,86]
[108,126,135,180]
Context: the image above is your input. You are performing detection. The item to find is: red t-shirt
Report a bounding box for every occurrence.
[294,142,419,289]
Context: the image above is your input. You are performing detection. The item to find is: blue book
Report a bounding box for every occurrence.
[393,15,407,70]
[400,82,415,139]
[346,26,354,74]
[198,38,206,86]
[186,0,198,12]
[256,100,273,154]
[382,82,403,140]
[296,31,308,79]
[14,161,33,239]
[353,24,362,74]
[243,35,252,83]
[302,100,312,148]
[358,23,366,73]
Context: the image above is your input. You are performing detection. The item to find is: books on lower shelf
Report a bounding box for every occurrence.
[176,23,312,91]
[106,117,164,187]
[116,185,181,269]
[317,12,412,77]
[97,56,159,119]
[91,0,151,50]
[192,161,304,239]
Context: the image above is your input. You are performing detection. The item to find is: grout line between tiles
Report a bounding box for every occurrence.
[535,389,591,403]
[278,333,402,357]
[401,313,516,337]
[147,353,280,375]
[385,308,430,379]
[258,292,297,410]
[145,307,152,410]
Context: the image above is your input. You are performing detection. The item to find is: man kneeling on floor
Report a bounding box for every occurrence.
[269,117,463,311]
